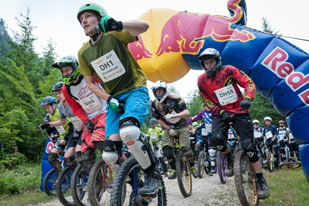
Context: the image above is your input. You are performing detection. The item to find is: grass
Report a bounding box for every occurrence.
[0,163,55,206]
[261,167,309,206]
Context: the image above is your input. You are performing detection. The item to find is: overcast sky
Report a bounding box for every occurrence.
[1,0,309,100]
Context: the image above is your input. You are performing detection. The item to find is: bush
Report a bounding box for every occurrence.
[0,152,27,169]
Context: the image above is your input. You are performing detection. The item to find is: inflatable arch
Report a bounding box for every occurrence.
[128,0,309,180]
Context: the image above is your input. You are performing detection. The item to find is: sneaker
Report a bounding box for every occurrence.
[257,177,270,199]
[190,166,198,177]
[210,166,216,174]
[225,153,234,177]
[138,174,159,195]
[168,169,176,179]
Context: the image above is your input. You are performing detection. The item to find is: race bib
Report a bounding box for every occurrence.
[55,126,66,135]
[150,132,157,139]
[80,94,101,113]
[68,116,83,129]
[206,124,212,133]
[254,130,262,138]
[215,84,238,106]
[91,50,126,83]
[265,131,273,139]
[201,128,207,136]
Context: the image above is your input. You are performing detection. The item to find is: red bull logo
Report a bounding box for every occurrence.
[127,0,255,83]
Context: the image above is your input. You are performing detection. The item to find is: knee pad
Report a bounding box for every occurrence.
[102,139,120,165]
[119,118,153,170]
[64,156,76,168]
[208,147,217,159]
[93,140,105,152]
[163,146,174,160]
[211,131,227,152]
[241,139,259,162]
[48,152,58,162]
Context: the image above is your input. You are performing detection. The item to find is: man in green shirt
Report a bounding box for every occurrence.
[76,3,157,194]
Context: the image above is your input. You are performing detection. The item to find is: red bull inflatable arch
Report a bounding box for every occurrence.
[128,0,309,180]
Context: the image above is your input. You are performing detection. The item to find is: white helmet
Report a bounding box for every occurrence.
[152,81,169,103]
[252,119,259,124]
[264,116,272,122]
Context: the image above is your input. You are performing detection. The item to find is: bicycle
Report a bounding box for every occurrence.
[216,122,238,184]
[279,142,301,169]
[196,137,211,178]
[264,142,276,172]
[70,163,89,206]
[87,159,114,206]
[232,122,259,206]
[110,135,167,206]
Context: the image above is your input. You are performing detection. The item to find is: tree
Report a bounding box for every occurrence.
[186,89,204,119]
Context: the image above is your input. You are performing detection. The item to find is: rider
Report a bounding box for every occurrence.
[52,55,107,171]
[76,3,157,194]
[277,120,290,161]
[188,105,216,174]
[198,48,269,199]
[147,118,168,177]
[40,95,74,180]
[263,116,279,168]
[151,80,196,180]
[253,120,264,159]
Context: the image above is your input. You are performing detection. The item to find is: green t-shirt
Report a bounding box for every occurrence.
[78,30,147,96]
[147,127,162,145]
[49,108,70,139]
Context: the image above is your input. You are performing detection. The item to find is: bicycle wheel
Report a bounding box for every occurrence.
[216,151,226,184]
[234,149,259,206]
[176,152,192,197]
[279,161,302,169]
[197,151,206,178]
[88,159,112,206]
[43,168,57,196]
[267,151,274,172]
[71,164,88,206]
[110,157,167,206]
[56,167,75,206]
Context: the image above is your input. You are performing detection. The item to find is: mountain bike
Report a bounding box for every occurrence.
[87,159,114,206]
[233,122,259,206]
[110,135,167,206]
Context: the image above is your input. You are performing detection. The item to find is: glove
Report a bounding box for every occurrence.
[240,98,252,109]
[85,120,95,133]
[99,16,123,33]
[165,113,176,121]
[221,111,234,122]
[39,122,50,130]
[107,96,125,112]
[153,139,158,144]
[169,128,177,136]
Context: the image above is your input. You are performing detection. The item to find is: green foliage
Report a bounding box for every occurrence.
[186,89,204,119]
[0,10,58,166]
[249,92,284,127]
[0,163,41,196]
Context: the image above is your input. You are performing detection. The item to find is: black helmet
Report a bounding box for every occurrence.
[52,82,64,92]
[199,48,222,78]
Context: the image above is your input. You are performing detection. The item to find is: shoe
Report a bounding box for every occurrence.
[226,154,234,177]
[257,177,270,199]
[210,166,216,174]
[190,166,197,175]
[168,169,176,179]
[163,171,168,177]
[138,174,159,195]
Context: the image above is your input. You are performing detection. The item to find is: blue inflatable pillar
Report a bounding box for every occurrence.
[299,143,309,181]
[40,137,54,192]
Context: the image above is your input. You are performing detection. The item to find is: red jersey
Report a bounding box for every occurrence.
[198,65,255,115]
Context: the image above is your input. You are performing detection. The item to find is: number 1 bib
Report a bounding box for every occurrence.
[215,84,238,106]
[91,50,126,83]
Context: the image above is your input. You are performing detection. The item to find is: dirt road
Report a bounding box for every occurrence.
[34,173,240,206]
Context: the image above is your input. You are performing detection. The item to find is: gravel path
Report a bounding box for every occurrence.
[34,173,240,206]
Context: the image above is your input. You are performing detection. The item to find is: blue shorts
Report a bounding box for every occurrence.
[106,87,149,138]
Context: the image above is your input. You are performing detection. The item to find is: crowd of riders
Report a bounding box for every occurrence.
[37,2,300,205]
